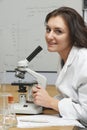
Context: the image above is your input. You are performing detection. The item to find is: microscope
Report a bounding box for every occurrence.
[11,46,47,114]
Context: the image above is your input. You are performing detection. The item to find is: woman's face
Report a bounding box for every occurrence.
[45,16,72,58]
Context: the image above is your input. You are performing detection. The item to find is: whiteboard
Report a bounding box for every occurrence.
[0,0,82,72]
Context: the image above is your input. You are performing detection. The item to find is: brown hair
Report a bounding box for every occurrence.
[45,6,87,48]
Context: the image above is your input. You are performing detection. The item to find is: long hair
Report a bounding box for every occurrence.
[45,6,87,48]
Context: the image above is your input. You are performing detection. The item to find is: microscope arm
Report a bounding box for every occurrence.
[24,68,47,88]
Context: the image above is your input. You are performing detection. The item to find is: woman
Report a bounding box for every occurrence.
[32,6,87,126]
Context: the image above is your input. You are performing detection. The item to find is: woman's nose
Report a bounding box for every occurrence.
[47,31,54,39]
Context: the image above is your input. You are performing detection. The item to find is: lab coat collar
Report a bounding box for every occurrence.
[56,46,80,86]
[65,46,80,67]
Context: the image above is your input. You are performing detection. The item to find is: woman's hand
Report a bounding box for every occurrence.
[32,85,59,111]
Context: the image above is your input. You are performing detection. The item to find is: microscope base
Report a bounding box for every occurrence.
[13,102,43,114]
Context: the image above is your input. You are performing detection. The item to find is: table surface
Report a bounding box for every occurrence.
[0,84,78,130]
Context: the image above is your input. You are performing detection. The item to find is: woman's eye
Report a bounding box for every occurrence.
[46,27,51,33]
[55,29,62,34]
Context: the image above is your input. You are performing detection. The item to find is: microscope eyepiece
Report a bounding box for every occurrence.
[26,46,42,62]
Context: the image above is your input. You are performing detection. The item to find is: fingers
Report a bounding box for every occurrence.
[32,85,40,97]
[35,85,42,89]
[32,85,46,106]
[32,85,42,102]
[32,85,42,92]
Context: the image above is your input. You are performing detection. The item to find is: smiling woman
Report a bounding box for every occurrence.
[45,15,72,63]
[32,6,87,127]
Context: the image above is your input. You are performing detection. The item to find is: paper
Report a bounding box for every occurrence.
[17,114,84,128]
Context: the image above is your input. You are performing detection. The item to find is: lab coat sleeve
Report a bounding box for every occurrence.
[58,79,87,126]
[58,98,78,119]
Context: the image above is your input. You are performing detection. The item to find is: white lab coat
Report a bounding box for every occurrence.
[55,46,87,126]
